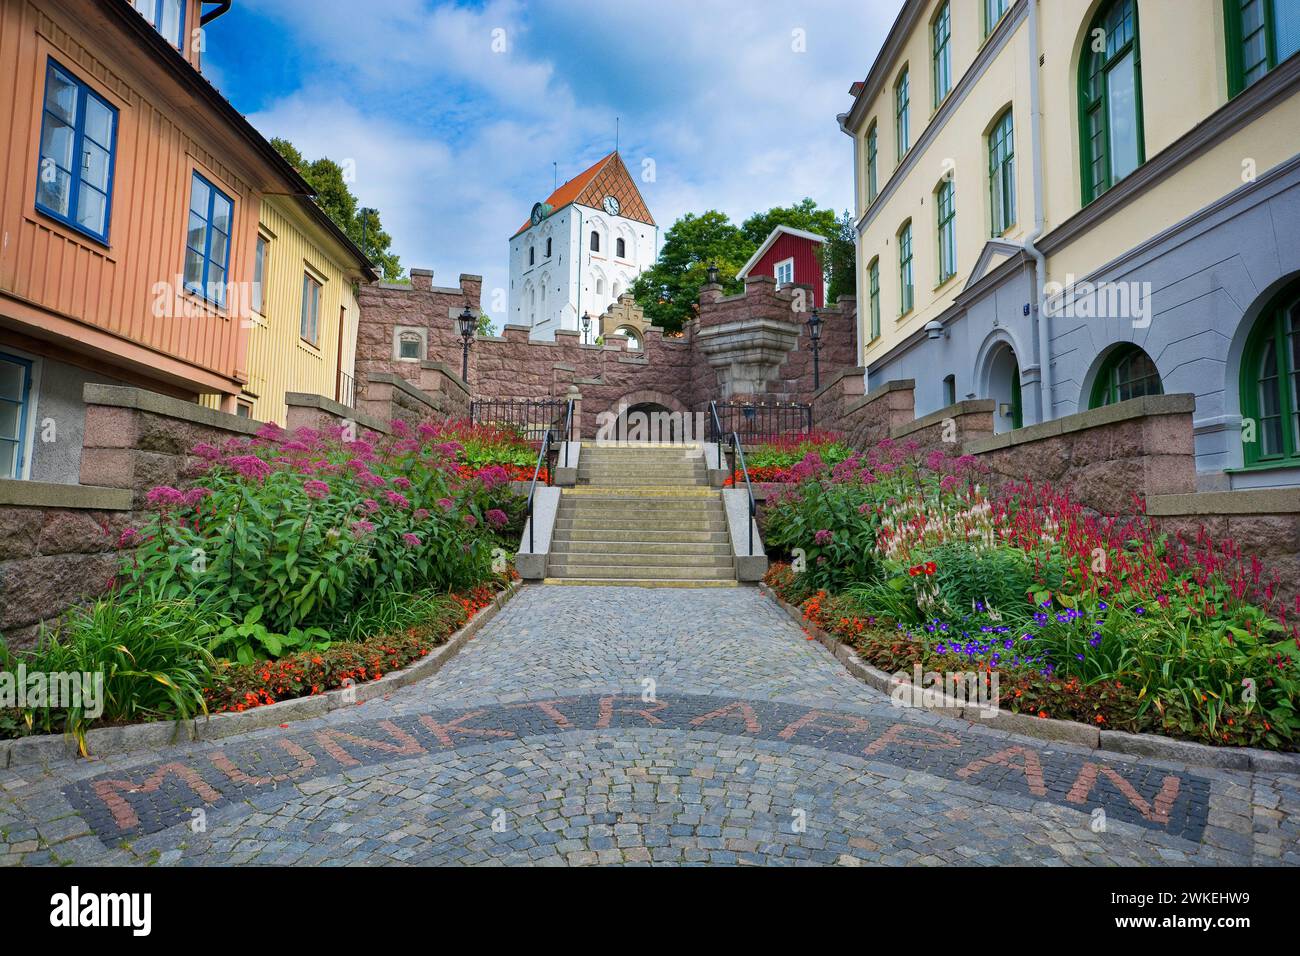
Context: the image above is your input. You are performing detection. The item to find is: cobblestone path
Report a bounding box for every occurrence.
[2,586,1296,866]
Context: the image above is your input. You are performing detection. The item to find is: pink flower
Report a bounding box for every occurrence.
[486,508,509,529]
[392,477,412,490]
[225,455,273,481]
[402,532,421,547]
[437,498,454,511]
[814,529,833,545]
[351,520,376,537]
[391,419,411,438]
[145,486,185,508]
[358,472,387,488]
[192,442,220,461]
[118,527,139,548]
[362,498,380,514]
[475,465,509,490]
[183,487,212,507]
[413,508,430,522]
[463,514,478,528]
[255,422,286,442]
[384,490,411,509]
[304,480,330,500]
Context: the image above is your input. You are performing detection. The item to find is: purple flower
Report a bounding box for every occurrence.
[358,471,387,488]
[413,508,430,522]
[118,527,139,548]
[145,486,185,508]
[402,532,421,547]
[486,508,509,529]
[814,529,833,545]
[384,490,411,509]
[351,520,376,537]
[392,476,412,490]
[390,419,411,438]
[225,455,273,481]
[476,465,510,490]
[463,514,478,528]
[183,486,212,507]
[437,497,454,511]
[362,498,380,514]
[192,442,220,461]
[255,422,286,442]
[304,480,330,500]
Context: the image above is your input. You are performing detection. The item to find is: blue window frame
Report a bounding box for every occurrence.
[35,60,118,244]
[133,0,186,50]
[0,352,34,480]
[184,172,234,308]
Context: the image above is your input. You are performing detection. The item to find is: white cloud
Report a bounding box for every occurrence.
[231,0,903,318]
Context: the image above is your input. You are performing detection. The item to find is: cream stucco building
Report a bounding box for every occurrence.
[841,0,1300,489]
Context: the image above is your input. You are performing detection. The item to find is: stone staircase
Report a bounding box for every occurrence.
[545,443,737,587]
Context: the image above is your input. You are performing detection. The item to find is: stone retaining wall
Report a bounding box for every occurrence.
[0,482,134,648]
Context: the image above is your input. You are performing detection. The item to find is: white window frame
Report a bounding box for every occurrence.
[773,257,795,288]
[0,346,43,481]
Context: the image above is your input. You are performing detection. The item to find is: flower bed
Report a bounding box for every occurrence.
[0,418,526,752]
[761,439,1300,751]
[724,431,852,486]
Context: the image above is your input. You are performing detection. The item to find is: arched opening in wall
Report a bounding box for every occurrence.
[615,326,642,350]
[1086,343,1162,409]
[620,402,683,443]
[986,343,1022,433]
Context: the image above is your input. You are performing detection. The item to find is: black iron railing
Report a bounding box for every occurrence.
[706,401,813,446]
[730,432,757,556]
[470,398,567,444]
[524,396,575,554]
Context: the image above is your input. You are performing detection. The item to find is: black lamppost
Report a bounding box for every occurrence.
[457,303,476,382]
[807,308,822,391]
[581,312,592,345]
[706,261,719,285]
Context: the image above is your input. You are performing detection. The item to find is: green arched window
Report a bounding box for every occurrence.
[936,178,956,284]
[933,3,952,108]
[1079,0,1145,205]
[1089,344,1163,408]
[895,68,911,161]
[1226,0,1300,96]
[1241,284,1300,466]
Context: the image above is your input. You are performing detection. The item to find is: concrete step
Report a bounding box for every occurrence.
[542,578,739,588]
[550,539,732,556]
[549,550,733,569]
[577,466,704,477]
[546,562,734,580]
[558,497,721,512]
[554,518,730,533]
[552,528,731,545]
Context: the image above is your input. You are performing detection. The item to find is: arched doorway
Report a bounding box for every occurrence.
[987,343,1022,433]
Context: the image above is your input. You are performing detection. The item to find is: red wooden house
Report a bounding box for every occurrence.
[736,225,826,308]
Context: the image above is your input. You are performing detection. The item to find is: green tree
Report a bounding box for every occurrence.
[739,197,838,249]
[825,210,858,305]
[271,138,403,281]
[629,211,750,333]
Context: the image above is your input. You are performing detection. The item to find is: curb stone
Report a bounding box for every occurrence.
[758,583,1299,776]
[0,579,523,768]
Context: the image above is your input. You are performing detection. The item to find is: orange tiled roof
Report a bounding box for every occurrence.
[512,151,655,237]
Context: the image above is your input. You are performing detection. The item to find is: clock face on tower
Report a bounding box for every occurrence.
[602,195,620,216]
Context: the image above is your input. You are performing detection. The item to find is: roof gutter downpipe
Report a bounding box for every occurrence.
[201,2,233,26]
[1023,0,1052,425]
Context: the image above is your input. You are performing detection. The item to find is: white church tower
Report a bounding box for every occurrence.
[509,151,658,341]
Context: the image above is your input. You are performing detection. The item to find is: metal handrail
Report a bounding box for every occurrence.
[562,399,574,469]
[525,427,553,555]
[709,401,725,471]
[730,431,757,556]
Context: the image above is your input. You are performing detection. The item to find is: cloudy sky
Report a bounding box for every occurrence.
[204,0,903,324]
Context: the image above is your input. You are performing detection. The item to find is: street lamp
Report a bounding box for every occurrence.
[457,303,476,382]
[706,261,719,285]
[581,312,592,344]
[807,308,822,391]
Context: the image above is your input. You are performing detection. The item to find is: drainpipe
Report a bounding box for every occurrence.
[1023,0,1052,425]
[201,2,233,26]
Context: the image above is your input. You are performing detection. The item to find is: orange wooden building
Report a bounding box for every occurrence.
[0,0,313,482]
